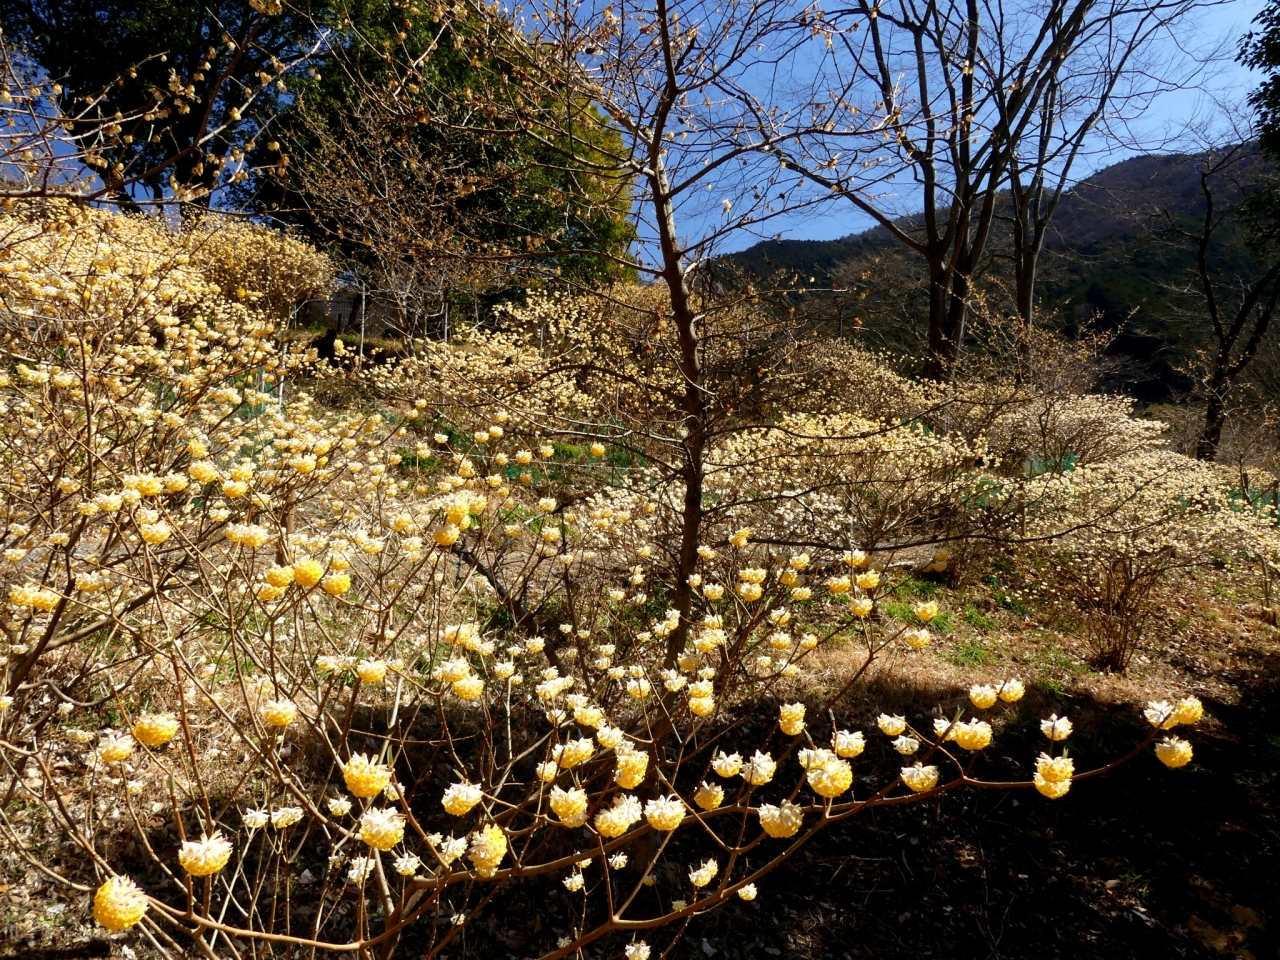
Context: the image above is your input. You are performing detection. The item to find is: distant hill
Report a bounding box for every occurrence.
[731,147,1274,401]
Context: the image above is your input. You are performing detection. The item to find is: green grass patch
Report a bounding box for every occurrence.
[963,606,997,632]
[948,641,991,668]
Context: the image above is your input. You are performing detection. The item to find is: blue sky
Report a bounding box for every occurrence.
[726,0,1269,251]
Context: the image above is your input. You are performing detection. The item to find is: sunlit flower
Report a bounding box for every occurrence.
[133,713,180,747]
[953,720,993,751]
[892,735,920,755]
[99,734,135,763]
[343,754,392,798]
[834,729,865,758]
[178,832,234,876]
[738,883,758,901]
[877,714,906,736]
[913,601,939,622]
[395,854,422,876]
[969,685,998,709]
[595,794,643,838]
[93,876,148,930]
[614,747,649,788]
[758,800,803,838]
[998,679,1025,702]
[1033,772,1071,799]
[645,795,685,831]
[442,781,483,816]
[261,699,297,728]
[694,781,724,811]
[900,763,939,793]
[1155,736,1193,768]
[712,751,743,777]
[550,786,589,826]
[271,807,303,829]
[1040,715,1072,741]
[779,702,805,736]
[360,808,406,850]
[691,860,721,890]
[741,751,776,786]
[356,659,388,684]
[1174,696,1203,725]
[1035,753,1074,783]
[807,756,853,798]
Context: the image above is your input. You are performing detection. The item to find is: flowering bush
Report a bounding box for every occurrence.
[0,203,1239,959]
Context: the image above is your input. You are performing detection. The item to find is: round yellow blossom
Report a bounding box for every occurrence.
[741,751,776,786]
[855,571,881,590]
[438,658,471,683]
[913,601,939,622]
[827,576,851,595]
[1143,700,1178,730]
[595,794,643,838]
[645,795,685,831]
[900,763,939,793]
[360,808,406,850]
[442,782,483,815]
[738,883,758,901]
[877,714,907,736]
[1035,753,1074,783]
[626,677,652,699]
[779,702,805,736]
[99,734,135,763]
[292,559,325,588]
[574,704,605,727]
[596,725,624,749]
[549,786,588,826]
[712,751,742,777]
[343,754,393,798]
[689,858,719,887]
[969,685,998,709]
[257,583,286,602]
[834,729,865,758]
[1155,736,1193,768]
[689,695,715,717]
[139,522,172,545]
[321,573,351,596]
[953,720,993,751]
[260,699,297,728]
[615,748,649,788]
[93,876,148,931]
[433,524,461,546]
[178,832,234,876]
[589,442,606,457]
[264,565,295,588]
[452,674,484,700]
[903,628,931,649]
[849,597,873,617]
[133,713,180,747]
[357,659,388,684]
[758,800,803,838]
[998,679,1025,702]
[1174,696,1203,725]
[738,582,763,602]
[694,781,724,811]
[1034,772,1072,799]
[807,756,853,798]
[189,461,219,483]
[554,738,595,769]
[1040,715,1072,741]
